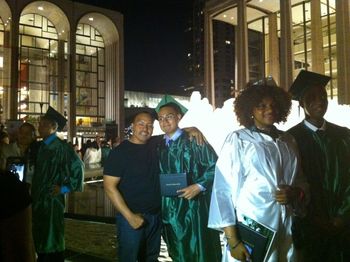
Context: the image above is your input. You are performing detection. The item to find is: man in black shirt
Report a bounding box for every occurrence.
[104,111,161,262]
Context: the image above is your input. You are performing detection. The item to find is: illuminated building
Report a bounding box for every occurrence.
[0,0,124,140]
[203,0,350,107]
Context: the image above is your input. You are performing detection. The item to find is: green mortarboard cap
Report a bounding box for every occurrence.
[155,95,188,115]
[289,70,331,101]
[45,106,67,131]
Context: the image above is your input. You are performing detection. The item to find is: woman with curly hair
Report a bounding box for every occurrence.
[208,82,308,262]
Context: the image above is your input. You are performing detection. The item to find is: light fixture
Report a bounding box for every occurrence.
[223,14,227,18]
[88,17,94,21]
[38,6,44,11]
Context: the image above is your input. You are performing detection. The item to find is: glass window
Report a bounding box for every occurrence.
[75,23,105,123]
[18,14,64,118]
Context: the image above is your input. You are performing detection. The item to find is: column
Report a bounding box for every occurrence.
[336,0,350,104]
[68,28,77,141]
[311,0,325,73]
[268,13,280,85]
[3,30,11,120]
[105,41,124,138]
[235,0,249,91]
[9,15,20,119]
[204,10,215,106]
[279,0,294,91]
[57,40,65,113]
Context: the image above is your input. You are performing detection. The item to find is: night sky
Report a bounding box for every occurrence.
[74,0,192,95]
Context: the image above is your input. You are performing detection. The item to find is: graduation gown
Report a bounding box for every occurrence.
[31,137,84,253]
[158,132,222,262]
[208,128,308,262]
[288,121,350,261]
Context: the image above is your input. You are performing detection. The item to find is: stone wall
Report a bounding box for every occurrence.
[65,218,117,261]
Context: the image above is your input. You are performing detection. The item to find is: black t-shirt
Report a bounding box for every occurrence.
[103,137,161,214]
[0,171,31,220]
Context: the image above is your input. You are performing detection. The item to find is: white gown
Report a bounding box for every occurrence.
[208,128,308,262]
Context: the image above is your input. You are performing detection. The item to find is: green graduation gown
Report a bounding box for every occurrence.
[31,136,84,253]
[158,133,221,262]
[288,121,350,261]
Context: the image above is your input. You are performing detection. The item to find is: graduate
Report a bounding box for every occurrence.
[288,70,350,262]
[31,106,84,261]
[208,81,308,262]
[156,95,221,262]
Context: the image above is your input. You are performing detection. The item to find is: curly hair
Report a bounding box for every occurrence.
[234,83,292,128]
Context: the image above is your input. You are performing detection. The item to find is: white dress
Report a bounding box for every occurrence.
[208,128,308,262]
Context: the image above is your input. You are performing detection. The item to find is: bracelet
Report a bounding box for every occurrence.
[228,240,242,250]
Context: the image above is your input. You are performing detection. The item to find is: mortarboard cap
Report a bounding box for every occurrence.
[289,70,331,101]
[155,95,188,116]
[44,106,67,131]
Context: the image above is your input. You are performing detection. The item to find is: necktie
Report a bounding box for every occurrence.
[166,139,173,147]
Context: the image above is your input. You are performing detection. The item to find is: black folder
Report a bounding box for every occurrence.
[159,173,187,197]
[237,215,276,262]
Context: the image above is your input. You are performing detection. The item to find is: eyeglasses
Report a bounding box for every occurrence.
[158,114,176,122]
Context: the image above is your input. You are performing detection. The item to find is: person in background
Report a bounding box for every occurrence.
[0,122,37,186]
[0,130,9,145]
[209,81,308,262]
[72,143,82,159]
[83,140,101,166]
[100,140,111,166]
[31,106,84,262]
[288,70,350,262]
[155,95,222,262]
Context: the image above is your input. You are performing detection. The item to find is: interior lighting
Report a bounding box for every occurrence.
[38,6,44,11]
[88,17,94,21]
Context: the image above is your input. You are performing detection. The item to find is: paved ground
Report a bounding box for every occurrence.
[65,235,224,261]
[65,238,172,261]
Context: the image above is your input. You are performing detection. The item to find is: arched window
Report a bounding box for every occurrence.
[18,13,63,120]
[75,23,105,127]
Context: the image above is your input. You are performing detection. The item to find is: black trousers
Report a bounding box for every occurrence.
[37,251,64,262]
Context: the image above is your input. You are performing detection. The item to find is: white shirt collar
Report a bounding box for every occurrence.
[164,128,183,144]
[303,119,326,132]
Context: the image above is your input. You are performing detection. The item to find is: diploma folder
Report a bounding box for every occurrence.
[160,173,187,197]
[237,215,276,262]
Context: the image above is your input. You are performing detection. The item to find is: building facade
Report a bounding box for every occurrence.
[188,0,265,107]
[204,0,350,107]
[0,0,124,140]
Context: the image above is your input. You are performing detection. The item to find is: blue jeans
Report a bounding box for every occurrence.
[116,212,161,262]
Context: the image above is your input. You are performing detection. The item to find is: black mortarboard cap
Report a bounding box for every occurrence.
[289,70,331,101]
[45,106,67,131]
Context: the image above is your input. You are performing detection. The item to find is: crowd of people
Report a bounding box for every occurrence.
[103,70,350,262]
[1,69,350,262]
